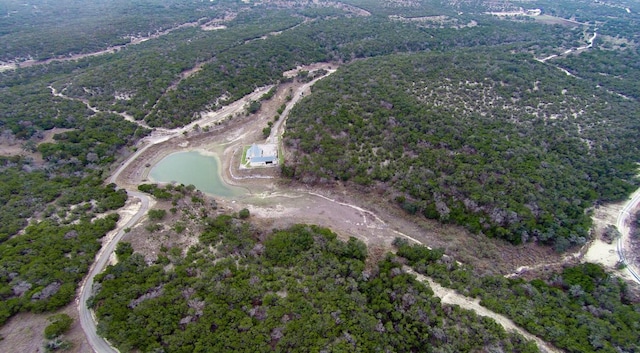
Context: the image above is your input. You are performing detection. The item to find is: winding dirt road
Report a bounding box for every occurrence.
[78,191,149,353]
[0,21,205,73]
[267,67,337,144]
[535,30,597,77]
[75,84,276,353]
[405,267,562,353]
[71,62,637,353]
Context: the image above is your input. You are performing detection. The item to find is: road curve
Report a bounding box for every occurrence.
[78,84,280,352]
[78,191,150,353]
[616,188,640,284]
[404,267,562,353]
[268,66,336,144]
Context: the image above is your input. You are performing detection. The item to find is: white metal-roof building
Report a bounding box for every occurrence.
[246,144,278,166]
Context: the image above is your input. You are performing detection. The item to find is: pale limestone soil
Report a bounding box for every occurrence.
[583,202,624,268]
[405,267,563,353]
[0,303,91,353]
[583,187,640,285]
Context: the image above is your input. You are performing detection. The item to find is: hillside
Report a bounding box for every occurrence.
[91,187,540,352]
[89,186,640,353]
[1,0,640,351]
[284,50,640,249]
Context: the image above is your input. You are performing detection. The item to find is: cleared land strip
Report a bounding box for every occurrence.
[0,21,202,72]
[404,267,563,353]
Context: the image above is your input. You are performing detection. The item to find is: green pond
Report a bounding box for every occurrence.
[149,151,244,197]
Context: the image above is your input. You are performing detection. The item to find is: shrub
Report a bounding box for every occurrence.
[44,314,73,339]
[238,208,250,219]
[148,209,167,221]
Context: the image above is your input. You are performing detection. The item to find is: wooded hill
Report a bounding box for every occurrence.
[0,0,245,62]
[1,0,640,342]
[395,239,640,353]
[42,14,585,128]
[91,188,539,352]
[284,50,640,250]
[90,185,640,353]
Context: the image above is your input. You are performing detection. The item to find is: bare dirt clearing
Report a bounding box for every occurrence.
[583,186,640,285]
[0,303,91,353]
[113,62,566,276]
[584,202,624,268]
[71,61,639,352]
[0,143,28,158]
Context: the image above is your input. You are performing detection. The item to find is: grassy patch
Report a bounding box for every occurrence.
[241,146,250,167]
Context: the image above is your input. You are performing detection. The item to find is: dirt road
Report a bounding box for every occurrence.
[268,66,337,144]
[78,63,568,352]
[78,191,150,353]
[1,21,203,72]
[404,267,562,353]
[535,30,597,79]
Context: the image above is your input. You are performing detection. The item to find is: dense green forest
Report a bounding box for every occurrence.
[40,13,586,128]
[90,202,538,352]
[90,188,640,352]
[0,114,141,323]
[0,215,119,325]
[0,111,145,242]
[394,240,640,353]
[0,0,248,62]
[528,0,640,41]
[558,48,640,100]
[0,85,145,323]
[1,0,640,349]
[284,50,640,249]
[2,1,594,131]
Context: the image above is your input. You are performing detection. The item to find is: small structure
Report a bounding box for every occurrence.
[245,143,278,167]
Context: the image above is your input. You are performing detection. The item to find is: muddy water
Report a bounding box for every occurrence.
[149,151,245,197]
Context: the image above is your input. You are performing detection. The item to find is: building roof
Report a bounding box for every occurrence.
[247,144,277,159]
[251,156,277,163]
[247,144,262,159]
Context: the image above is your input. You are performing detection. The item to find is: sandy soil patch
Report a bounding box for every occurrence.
[581,185,640,288]
[201,24,227,31]
[0,143,28,157]
[99,195,149,253]
[123,196,207,263]
[0,63,17,72]
[199,12,236,31]
[39,128,76,145]
[0,303,91,353]
[583,202,623,267]
[283,62,335,78]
